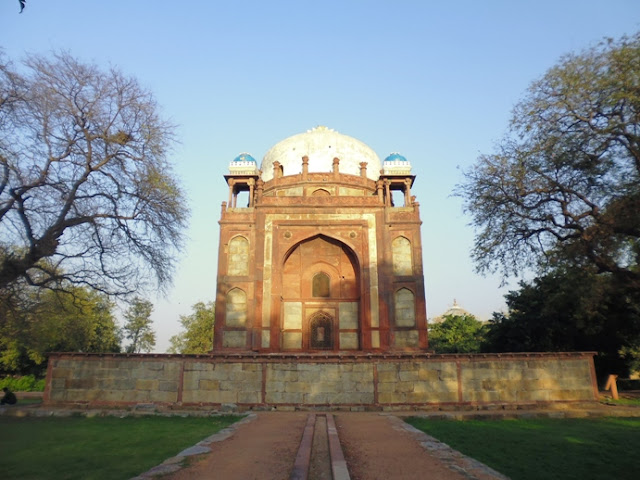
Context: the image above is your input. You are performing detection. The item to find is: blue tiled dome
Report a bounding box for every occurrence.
[233,153,257,163]
[384,153,408,162]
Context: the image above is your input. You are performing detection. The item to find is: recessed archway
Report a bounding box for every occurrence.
[280,235,361,351]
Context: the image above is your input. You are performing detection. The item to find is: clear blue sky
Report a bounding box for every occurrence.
[3,1,639,351]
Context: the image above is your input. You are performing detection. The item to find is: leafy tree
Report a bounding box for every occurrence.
[458,33,640,288]
[123,298,155,353]
[428,314,487,353]
[619,342,640,375]
[0,51,188,297]
[483,268,640,378]
[0,286,120,375]
[168,301,215,354]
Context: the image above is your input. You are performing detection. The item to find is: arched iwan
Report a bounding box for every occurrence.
[281,235,360,351]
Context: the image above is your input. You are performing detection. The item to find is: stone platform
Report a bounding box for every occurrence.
[44,351,598,410]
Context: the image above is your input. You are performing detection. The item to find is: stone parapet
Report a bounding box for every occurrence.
[44,352,598,409]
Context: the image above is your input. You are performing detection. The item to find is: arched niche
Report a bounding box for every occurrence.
[225,287,248,327]
[312,272,331,297]
[394,287,416,327]
[228,236,249,276]
[392,236,413,276]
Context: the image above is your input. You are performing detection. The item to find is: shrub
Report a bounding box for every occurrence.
[0,375,45,392]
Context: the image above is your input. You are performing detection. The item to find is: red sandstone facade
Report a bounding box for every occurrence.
[213,127,428,352]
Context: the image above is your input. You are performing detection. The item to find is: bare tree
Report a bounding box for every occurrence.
[0,51,188,296]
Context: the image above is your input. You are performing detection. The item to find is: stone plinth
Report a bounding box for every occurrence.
[44,352,598,409]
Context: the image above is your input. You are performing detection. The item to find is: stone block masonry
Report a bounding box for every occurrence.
[44,352,598,409]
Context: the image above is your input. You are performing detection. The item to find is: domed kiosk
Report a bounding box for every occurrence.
[215,126,428,352]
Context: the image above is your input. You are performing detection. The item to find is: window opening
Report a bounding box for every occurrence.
[235,190,250,208]
[391,189,405,207]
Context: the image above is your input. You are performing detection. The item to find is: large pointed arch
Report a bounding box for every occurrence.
[279,234,362,351]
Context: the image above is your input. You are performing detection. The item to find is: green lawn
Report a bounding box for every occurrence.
[405,416,640,480]
[0,414,243,480]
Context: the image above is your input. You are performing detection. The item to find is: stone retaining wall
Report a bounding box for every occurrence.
[44,352,598,409]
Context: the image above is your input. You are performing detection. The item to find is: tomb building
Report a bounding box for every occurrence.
[43,127,599,410]
[213,126,428,352]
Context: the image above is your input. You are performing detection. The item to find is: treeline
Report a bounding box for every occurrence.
[0,287,214,377]
[430,268,640,379]
[0,287,160,376]
[1,287,120,376]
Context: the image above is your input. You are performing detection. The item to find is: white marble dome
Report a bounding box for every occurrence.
[260,126,382,182]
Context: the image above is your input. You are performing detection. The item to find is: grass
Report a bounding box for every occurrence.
[14,397,44,405]
[602,397,640,406]
[0,414,243,480]
[406,416,640,480]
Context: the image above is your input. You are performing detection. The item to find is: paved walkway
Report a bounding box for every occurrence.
[159,412,308,480]
[139,412,507,480]
[335,413,505,480]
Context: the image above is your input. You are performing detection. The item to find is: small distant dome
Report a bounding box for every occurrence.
[233,153,257,163]
[444,299,469,317]
[384,153,408,162]
[430,299,475,324]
